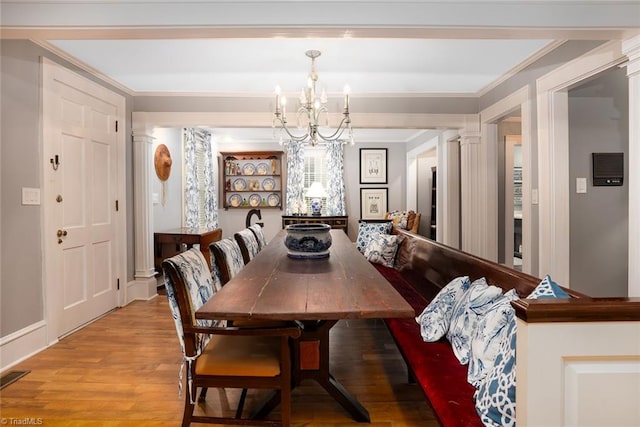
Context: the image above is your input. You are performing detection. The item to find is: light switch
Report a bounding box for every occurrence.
[576,177,587,194]
[22,187,41,205]
[152,193,160,205]
[531,189,539,205]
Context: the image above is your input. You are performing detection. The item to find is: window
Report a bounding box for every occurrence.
[303,147,328,214]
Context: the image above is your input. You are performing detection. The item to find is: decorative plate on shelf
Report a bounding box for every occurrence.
[267,193,280,207]
[229,194,242,208]
[256,162,269,175]
[249,194,262,207]
[262,178,276,191]
[233,178,247,191]
[242,163,256,175]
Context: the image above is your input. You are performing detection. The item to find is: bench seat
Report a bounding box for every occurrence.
[373,263,482,427]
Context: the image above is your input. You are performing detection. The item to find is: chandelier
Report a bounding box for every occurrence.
[273,50,354,146]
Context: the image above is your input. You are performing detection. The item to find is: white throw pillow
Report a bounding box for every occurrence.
[415,276,471,342]
[363,232,401,268]
[446,278,503,365]
[355,222,392,253]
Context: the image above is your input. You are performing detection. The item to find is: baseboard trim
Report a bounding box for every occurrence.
[126,278,158,303]
[0,321,52,373]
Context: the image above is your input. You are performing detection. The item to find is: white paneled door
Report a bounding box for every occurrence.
[43,59,122,338]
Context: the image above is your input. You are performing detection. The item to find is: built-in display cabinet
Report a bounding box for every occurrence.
[220,151,284,210]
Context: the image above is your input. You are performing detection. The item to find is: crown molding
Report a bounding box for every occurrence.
[32,39,135,96]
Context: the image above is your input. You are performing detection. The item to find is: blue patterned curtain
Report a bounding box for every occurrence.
[183,128,198,228]
[325,141,346,215]
[285,142,305,215]
[183,128,218,228]
[200,130,218,228]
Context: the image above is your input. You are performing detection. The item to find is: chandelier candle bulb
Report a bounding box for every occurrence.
[344,84,350,110]
[275,85,281,114]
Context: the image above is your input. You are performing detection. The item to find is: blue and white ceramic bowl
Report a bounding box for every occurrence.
[284,223,332,259]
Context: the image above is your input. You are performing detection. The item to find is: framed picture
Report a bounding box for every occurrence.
[360,148,387,184]
[360,188,388,220]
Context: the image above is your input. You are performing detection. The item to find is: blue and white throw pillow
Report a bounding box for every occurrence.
[363,232,401,268]
[475,318,517,427]
[415,276,471,342]
[527,274,570,299]
[467,288,519,387]
[356,222,392,253]
[446,278,503,365]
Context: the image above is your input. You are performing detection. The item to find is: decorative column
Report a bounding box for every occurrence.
[623,35,640,297]
[459,127,482,256]
[131,126,157,301]
[437,130,460,248]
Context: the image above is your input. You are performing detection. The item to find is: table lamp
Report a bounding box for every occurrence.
[306,182,327,216]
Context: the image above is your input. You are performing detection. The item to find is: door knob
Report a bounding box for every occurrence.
[57,229,68,238]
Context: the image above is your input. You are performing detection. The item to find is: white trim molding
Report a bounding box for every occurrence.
[0,321,50,372]
[480,85,534,273]
[459,123,483,256]
[622,35,640,297]
[438,130,461,248]
[131,127,158,302]
[536,41,626,286]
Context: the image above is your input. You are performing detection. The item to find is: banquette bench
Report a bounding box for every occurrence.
[370,227,640,426]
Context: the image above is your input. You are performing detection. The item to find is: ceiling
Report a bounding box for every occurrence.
[6,0,637,144]
[48,38,551,95]
[46,37,552,144]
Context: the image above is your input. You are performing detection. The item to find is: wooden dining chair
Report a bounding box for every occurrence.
[234,228,261,264]
[249,223,268,250]
[163,248,301,427]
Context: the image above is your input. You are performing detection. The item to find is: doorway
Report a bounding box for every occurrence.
[42,59,126,340]
[504,135,522,269]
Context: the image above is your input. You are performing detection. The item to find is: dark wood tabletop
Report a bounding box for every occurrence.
[196,229,414,322]
[196,229,414,423]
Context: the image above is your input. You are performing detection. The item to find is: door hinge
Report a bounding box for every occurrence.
[115,200,119,211]
[115,120,118,133]
[117,278,120,290]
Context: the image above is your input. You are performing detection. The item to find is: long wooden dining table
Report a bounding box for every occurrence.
[196,229,415,423]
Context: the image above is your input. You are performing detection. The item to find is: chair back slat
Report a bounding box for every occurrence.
[209,238,245,285]
[234,228,261,264]
[249,224,268,249]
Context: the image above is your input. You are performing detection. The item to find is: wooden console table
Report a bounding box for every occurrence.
[153,227,222,273]
[282,215,348,235]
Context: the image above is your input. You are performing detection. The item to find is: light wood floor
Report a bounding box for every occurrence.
[0,294,438,426]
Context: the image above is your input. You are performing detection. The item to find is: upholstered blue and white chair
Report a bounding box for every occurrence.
[163,247,300,426]
[209,238,245,285]
[234,228,261,265]
[248,223,268,250]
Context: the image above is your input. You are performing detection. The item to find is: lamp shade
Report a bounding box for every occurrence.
[306,182,327,198]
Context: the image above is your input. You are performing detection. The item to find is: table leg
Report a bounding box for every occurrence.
[252,320,370,423]
[293,320,370,423]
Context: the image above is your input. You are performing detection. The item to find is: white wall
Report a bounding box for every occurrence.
[215,141,285,243]
[152,127,183,232]
[214,140,407,241]
[345,143,407,237]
